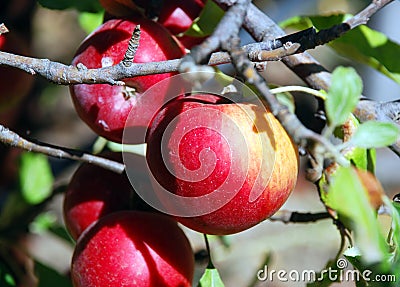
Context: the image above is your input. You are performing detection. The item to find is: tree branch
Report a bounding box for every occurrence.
[269,210,331,223]
[239,0,394,89]
[0,42,301,86]
[1,0,390,86]
[178,0,251,78]
[0,125,125,174]
[346,0,394,28]
[226,37,348,171]
[0,0,397,174]
[237,0,400,156]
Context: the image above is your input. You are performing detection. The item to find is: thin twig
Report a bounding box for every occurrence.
[0,0,397,173]
[346,0,394,28]
[248,42,301,61]
[226,37,348,171]
[0,42,301,86]
[178,0,251,80]
[269,210,331,223]
[237,0,400,157]
[354,99,400,156]
[0,0,391,86]
[0,125,125,174]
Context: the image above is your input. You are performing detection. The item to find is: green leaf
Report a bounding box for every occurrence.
[38,0,103,12]
[280,14,400,84]
[344,246,396,287]
[30,212,57,234]
[78,11,104,34]
[183,0,224,37]
[198,268,225,287]
[276,92,295,113]
[391,202,400,249]
[331,25,400,84]
[335,114,368,170]
[346,147,368,170]
[388,200,400,283]
[322,166,387,263]
[388,199,400,259]
[326,66,362,127]
[279,16,313,31]
[350,121,400,149]
[367,148,377,173]
[306,258,340,287]
[0,260,16,287]
[343,249,372,287]
[19,153,54,205]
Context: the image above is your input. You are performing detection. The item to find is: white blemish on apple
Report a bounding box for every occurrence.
[101,57,114,67]
[98,120,110,131]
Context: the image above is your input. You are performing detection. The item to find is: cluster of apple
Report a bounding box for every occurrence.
[63,152,195,286]
[65,0,299,286]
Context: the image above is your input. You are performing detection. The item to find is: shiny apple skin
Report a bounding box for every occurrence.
[63,152,133,240]
[71,210,194,287]
[146,96,299,235]
[69,18,185,143]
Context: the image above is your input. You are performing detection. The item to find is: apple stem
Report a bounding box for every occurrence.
[203,234,215,269]
[122,25,141,68]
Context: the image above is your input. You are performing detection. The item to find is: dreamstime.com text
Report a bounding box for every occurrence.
[256,259,396,283]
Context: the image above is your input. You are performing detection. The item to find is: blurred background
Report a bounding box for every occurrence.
[0,0,399,286]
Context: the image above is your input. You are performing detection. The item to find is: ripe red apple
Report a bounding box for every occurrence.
[158,0,207,49]
[146,95,299,235]
[64,151,158,240]
[69,18,185,143]
[63,152,133,240]
[156,0,206,36]
[131,0,207,48]
[71,210,194,287]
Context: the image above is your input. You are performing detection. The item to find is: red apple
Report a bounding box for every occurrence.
[71,210,194,287]
[63,152,133,240]
[131,0,207,48]
[146,95,299,235]
[69,18,185,143]
[157,0,206,36]
[158,0,207,49]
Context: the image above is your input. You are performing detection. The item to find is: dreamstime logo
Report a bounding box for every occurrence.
[256,258,396,283]
[121,71,277,217]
